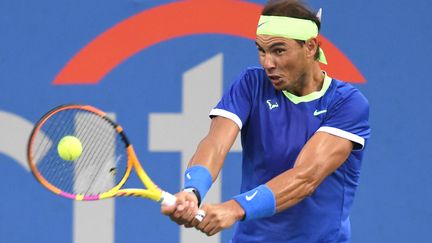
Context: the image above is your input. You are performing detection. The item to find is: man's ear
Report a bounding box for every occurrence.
[305,38,319,59]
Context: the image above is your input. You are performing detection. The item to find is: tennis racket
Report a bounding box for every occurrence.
[27,104,205,220]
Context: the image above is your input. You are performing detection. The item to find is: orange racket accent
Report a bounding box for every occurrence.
[116,126,123,133]
[81,105,107,117]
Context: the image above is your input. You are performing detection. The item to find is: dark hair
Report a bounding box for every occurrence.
[262,0,321,60]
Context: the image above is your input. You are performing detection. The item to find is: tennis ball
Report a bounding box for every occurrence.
[57,136,83,161]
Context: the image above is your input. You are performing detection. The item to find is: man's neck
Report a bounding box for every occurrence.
[286,64,324,97]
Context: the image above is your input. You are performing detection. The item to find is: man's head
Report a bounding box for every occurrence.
[262,0,322,61]
[256,0,325,91]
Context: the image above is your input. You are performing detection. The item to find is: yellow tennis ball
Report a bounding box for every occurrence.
[57,136,83,161]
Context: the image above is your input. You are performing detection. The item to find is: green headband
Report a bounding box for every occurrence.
[256,15,327,64]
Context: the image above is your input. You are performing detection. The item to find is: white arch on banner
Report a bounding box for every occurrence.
[0,111,34,171]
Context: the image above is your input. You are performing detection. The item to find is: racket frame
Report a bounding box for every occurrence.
[27,104,173,205]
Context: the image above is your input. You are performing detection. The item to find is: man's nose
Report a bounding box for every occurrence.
[262,54,276,70]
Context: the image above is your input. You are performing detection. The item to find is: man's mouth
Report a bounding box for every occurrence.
[268,75,282,85]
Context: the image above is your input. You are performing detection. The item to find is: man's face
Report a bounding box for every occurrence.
[256,35,309,91]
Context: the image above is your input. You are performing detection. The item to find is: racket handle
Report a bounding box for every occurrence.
[195,209,206,222]
[161,191,177,206]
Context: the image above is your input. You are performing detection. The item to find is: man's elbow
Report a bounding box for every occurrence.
[295,166,323,197]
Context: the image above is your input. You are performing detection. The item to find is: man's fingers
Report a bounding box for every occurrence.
[202,221,216,236]
[208,227,221,236]
[196,206,210,232]
[195,209,206,222]
[188,209,203,227]
[161,191,202,226]
[160,204,176,215]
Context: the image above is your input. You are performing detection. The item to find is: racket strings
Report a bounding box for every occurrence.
[31,108,129,196]
[33,110,71,165]
[68,112,113,194]
[61,112,103,194]
[71,111,124,195]
[72,111,127,195]
[36,110,78,191]
[47,110,88,193]
[74,113,122,195]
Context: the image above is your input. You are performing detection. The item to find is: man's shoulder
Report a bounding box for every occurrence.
[245,66,265,73]
[243,66,266,79]
[233,67,269,90]
[329,78,369,106]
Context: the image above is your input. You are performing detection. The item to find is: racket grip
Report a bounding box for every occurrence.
[195,209,206,222]
[161,191,176,206]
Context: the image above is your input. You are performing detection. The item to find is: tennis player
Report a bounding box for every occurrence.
[162,0,371,242]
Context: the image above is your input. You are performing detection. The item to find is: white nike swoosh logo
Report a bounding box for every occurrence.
[313,109,327,116]
[186,173,191,180]
[245,190,258,201]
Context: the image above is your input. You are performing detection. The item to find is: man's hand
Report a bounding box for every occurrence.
[195,200,245,236]
[161,191,199,226]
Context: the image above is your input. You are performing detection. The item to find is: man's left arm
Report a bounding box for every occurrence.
[266,131,352,212]
[194,131,353,236]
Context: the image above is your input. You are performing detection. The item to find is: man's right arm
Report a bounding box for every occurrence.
[161,116,240,224]
[189,116,240,178]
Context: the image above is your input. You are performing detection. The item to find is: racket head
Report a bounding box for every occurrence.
[27,104,133,201]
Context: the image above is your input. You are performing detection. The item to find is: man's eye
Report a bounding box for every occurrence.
[275,49,285,55]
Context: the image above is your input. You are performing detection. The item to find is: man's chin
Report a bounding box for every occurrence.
[271,83,285,91]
